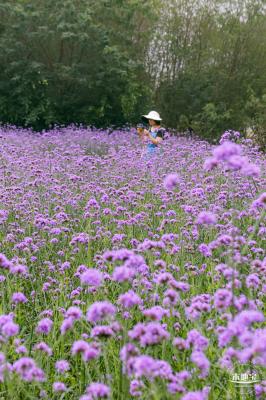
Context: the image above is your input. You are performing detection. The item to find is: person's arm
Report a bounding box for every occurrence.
[137,128,143,138]
[147,128,164,145]
[148,134,162,145]
[137,127,146,141]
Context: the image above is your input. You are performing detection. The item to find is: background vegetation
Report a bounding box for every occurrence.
[1,0,266,146]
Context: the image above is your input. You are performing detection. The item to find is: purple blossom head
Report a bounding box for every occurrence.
[65,306,82,320]
[10,264,28,275]
[15,345,28,355]
[2,320,20,338]
[33,342,53,356]
[227,155,246,170]
[85,382,110,398]
[55,360,70,373]
[241,162,260,177]
[80,269,103,287]
[213,141,241,161]
[143,306,170,321]
[203,157,218,171]
[0,253,11,270]
[129,379,144,397]
[36,318,53,335]
[190,350,210,378]
[186,329,209,351]
[118,290,142,309]
[181,387,210,400]
[128,322,170,347]
[86,301,116,323]
[213,289,233,310]
[163,173,180,190]
[90,325,115,338]
[13,357,46,382]
[196,211,217,225]
[120,343,139,364]
[246,273,260,289]
[129,355,158,379]
[112,266,136,282]
[53,382,67,392]
[12,292,28,304]
[128,355,172,380]
[71,340,89,356]
[60,317,75,335]
[252,192,266,209]
[234,310,264,327]
[198,243,212,257]
[71,340,100,362]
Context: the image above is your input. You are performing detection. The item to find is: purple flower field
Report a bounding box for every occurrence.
[0,126,265,399]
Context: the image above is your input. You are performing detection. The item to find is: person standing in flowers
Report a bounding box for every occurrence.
[137,110,165,157]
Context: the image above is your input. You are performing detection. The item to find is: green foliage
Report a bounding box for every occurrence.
[0,0,157,130]
[244,89,266,150]
[191,103,232,142]
[151,0,266,143]
[178,115,190,131]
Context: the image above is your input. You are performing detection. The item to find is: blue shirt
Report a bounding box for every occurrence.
[147,127,165,154]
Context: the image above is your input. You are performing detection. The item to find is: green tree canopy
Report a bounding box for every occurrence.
[1,0,266,147]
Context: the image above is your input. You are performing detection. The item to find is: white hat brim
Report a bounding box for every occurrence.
[142,114,162,121]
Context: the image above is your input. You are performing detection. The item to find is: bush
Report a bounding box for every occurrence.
[244,91,266,151]
[190,103,232,142]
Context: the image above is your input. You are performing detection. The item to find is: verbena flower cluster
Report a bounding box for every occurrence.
[0,125,265,399]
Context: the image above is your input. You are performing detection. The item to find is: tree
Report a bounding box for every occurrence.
[0,0,158,129]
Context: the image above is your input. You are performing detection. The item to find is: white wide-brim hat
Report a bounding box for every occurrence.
[142,110,162,121]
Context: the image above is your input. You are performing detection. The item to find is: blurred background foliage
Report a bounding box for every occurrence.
[0,0,266,147]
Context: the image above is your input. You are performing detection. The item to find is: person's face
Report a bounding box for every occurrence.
[149,119,156,126]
